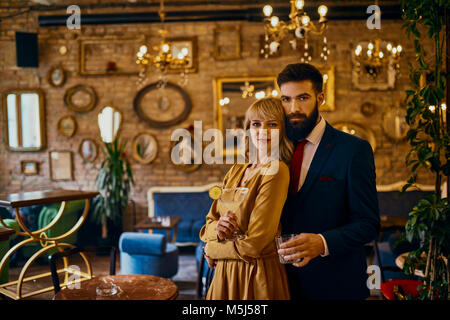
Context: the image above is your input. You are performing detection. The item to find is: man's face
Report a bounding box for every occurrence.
[280,80,324,142]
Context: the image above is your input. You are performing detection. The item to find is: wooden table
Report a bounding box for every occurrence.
[134,216,181,243]
[0,189,98,300]
[54,274,178,300]
[0,227,15,241]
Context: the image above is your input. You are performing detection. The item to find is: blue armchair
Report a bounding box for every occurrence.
[119,232,179,278]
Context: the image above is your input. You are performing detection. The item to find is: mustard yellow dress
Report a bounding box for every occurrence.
[199,160,290,300]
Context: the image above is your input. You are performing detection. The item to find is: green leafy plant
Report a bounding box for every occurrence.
[92,138,134,238]
[400,0,449,300]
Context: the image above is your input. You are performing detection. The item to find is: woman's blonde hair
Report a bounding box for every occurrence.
[243,97,294,165]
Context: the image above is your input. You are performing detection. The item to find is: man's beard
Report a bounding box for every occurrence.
[285,102,319,143]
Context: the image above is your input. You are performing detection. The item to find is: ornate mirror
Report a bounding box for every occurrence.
[332,121,377,153]
[133,81,192,128]
[98,106,122,143]
[57,115,77,137]
[79,138,98,162]
[2,89,46,152]
[47,65,66,87]
[64,84,97,112]
[382,105,409,142]
[132,132,158,164]
[214,76,278,157]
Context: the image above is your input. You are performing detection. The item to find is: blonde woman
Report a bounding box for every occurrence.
[199,97,294,300]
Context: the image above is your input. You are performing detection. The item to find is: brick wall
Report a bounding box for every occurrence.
[0,3,436,224]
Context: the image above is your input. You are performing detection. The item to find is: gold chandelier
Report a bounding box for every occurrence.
[354,38,403,78]
[136,0,189,87]
[261,0,329,62]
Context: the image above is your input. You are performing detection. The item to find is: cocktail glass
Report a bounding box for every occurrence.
[219,187,249,241]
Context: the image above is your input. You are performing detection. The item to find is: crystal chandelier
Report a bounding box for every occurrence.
[353,38,403,79]
[261,0,329,63]
[136,0,189,88]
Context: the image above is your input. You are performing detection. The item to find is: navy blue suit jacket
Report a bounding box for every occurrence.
[281,122,380,300]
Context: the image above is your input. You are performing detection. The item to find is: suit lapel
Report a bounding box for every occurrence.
[296,122,337,202]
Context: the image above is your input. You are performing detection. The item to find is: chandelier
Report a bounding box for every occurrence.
[136,0,189,88]
[261,0,329,63]
[353,38,403,79]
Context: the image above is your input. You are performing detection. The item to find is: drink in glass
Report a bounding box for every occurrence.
[219,187,249,241]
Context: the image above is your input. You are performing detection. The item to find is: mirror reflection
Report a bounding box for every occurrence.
[2,89,46,151]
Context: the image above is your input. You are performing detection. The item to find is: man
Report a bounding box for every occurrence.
[276,63,380,300]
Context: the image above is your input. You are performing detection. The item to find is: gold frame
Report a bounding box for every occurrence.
[57,115,77,137]
[64,84,97,113]
[132,132,158,164]
[21,160,39,175]
[213,26,241,61]
[166,36,198,73]
[47,64,66,87]
[1,88,46,152]
[317,65,335,112]
[78,138,98,162]
[78,37,142,76]
[213,75,278,157]
[49,150,74,181]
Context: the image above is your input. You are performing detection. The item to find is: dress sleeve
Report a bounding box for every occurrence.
[206,162,290,262]
[199,165,235,242]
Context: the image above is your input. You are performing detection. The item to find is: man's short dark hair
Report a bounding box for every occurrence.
[277,63,323,93]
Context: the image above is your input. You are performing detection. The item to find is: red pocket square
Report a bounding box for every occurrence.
[319,176,335,181]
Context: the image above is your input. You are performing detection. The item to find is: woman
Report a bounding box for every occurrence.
[199,97,294,300]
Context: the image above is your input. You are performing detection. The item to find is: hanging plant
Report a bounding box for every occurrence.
[400,0,449,300]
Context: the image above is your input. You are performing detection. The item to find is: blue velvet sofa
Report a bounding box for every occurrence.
[147,183,221,246]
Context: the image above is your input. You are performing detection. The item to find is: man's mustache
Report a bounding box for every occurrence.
[287,113,307,122]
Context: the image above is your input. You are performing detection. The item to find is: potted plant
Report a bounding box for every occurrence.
[92,138,134,246]
[400,0,449,300]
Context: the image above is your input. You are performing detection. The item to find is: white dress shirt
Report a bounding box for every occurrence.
[295,116,329,257]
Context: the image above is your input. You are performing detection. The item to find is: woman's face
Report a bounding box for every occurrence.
[249,116,281,156]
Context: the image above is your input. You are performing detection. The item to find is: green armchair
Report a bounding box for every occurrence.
[0,219,19,284]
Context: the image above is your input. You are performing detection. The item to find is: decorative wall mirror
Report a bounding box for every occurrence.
[132,132,158,164]
[64,84,97,112]
[382,105,409,142]
[2,89,46,152]
[79,138,98,162]
[214,76,278,157]
[133,81,192,128]
[57,115,77,137]
[47,65,66,87]
[98,106,122,143]
[332,121,377,153]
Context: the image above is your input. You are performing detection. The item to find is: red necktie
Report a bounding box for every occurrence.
[289,140,307,195]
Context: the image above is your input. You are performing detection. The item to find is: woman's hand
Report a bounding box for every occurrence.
[204,243,216,269]
[216,211,238,241]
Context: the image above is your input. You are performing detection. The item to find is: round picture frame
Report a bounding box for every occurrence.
[48,65,66,87]
[133,81,192,128]
[64,84,98,113]
[78,138,98,162]
[360,102,376,117]
[382,106,409,142]
[57,115,77,137]
[132,132,158,164]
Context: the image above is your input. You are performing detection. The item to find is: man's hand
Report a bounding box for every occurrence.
[216,211,238,241]
[204,243,216,269]
[277,233,325,267]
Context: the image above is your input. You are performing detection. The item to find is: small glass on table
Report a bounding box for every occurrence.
[275,234,304,264]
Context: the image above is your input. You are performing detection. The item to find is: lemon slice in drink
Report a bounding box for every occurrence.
[209,186,222,200]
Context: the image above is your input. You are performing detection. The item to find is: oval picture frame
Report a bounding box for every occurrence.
[382,106,409,142]
[133,81,192,128]
[132,132,158,164]
[78,138,98,162]
[57,115,77,137]
[47,65,66,87]
[64,85,97,113]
